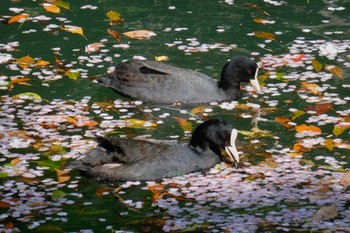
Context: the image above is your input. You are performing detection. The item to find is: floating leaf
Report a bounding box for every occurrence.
[10,77,32,85]
[95,187,111,197]
[326,65,343,79]
[275,116,292,128]
[313,203,338,222]
[5,222,13,230]
[55,169,70,183]
[60,25,87,40]
[16,55,35,69]
[7,13,29,24]
[295,124,321,133]
[35,160,63,171]
[107,29,122,42]
[292,54,304,62]
[305,103,332,115]
[127,119,157,128]
[85,42,104,53]
[253,18,268,25]
[333,124,350,137]
[123,30,157,40]
[173,117,193,131]
[312,59,323,72]
[36,59,50,67]
[254,31,276,40]
[0,172,8,178]
[65,69,80,80]
[291,110,306,121]
[340,170,350,188]
[51,190,67,201]
[324,138,334,151]
[300,159,316,167]
[155,56,169,62]
[52,0,70,10]
[301,82,320,95]
[43,3,60,13]
[106,10,121,21]
[0,202,11,208]
[13,92,42,101]
[191,105,206,115]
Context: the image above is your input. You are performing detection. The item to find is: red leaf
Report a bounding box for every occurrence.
[292,54,304,62]
[305,103,332,115]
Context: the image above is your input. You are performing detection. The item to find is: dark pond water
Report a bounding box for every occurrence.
[1,0,350,232]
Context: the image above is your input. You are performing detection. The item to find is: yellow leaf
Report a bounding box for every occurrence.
[295,124,322,133]
[11,158,21,165]
[123,30,157,40]
[60,25,88,40]
[191,105,206,115]
[13,92,42,101]
[52,0,70,10]
[65,69,80,80]
[43,3,60,13]
[254,31,276,40]
[333,124,350,137]
[155,56,169,62]
[324,138,334,151]
[326,65,344,79]
[7,13,29,24]
[106,10,121,21]
[312,59,323,72]
[340,170,350,188]
[291,110,306,121]
[55,169,70,183]
[301,82,319,95]
[127,119,157,128]
[16,55,35,69]
[10,77,32,84]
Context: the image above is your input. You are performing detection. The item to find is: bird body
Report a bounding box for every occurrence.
[97,56,260,103]
[70,119,239,181]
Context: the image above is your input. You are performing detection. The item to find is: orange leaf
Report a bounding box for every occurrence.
[10,77,32,84]
[10,158,20,165]
[301,82,319,95]
[295,124,322,133]
[173,117,193,131]
[340,170,350,187]
[148,183,166,202]
[5,222,13,230]
[326,65,344,79]
[43,3,61,13]
[107,29,122,42]
[55,169,70,183]
[292,54,304,62]
[254,31,276,40]
[0,201,11,208]
[95,187,111,197]
[36,60,50,67]
[293,141,311,153]
[275,116,292,128]
[7,14,29,24]
[16,55,35,69]
[253,18,268,25]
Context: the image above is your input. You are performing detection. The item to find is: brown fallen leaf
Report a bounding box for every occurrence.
[107,29,121,42]
[301,82,320,95]
[123,30,157,40]
[305,103,332,115]
[55,169,70,183]
[340,170,350,188]
[313,203,338,222]
[173,117,193,131]
[326,65,344,79]
[254,31,276,40]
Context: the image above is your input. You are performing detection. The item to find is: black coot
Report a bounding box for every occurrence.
[97,55,260,103]
[69,119,239,181]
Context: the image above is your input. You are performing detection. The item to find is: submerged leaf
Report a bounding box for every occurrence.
[313,203,338,222]
[51,190,67,200]
[123,30,157,40]
[254,31,276,40]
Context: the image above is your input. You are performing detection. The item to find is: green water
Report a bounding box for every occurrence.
[1,0,350,232]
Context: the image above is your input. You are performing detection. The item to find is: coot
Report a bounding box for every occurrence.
[69,119,239,181]
[97,55,260,103]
